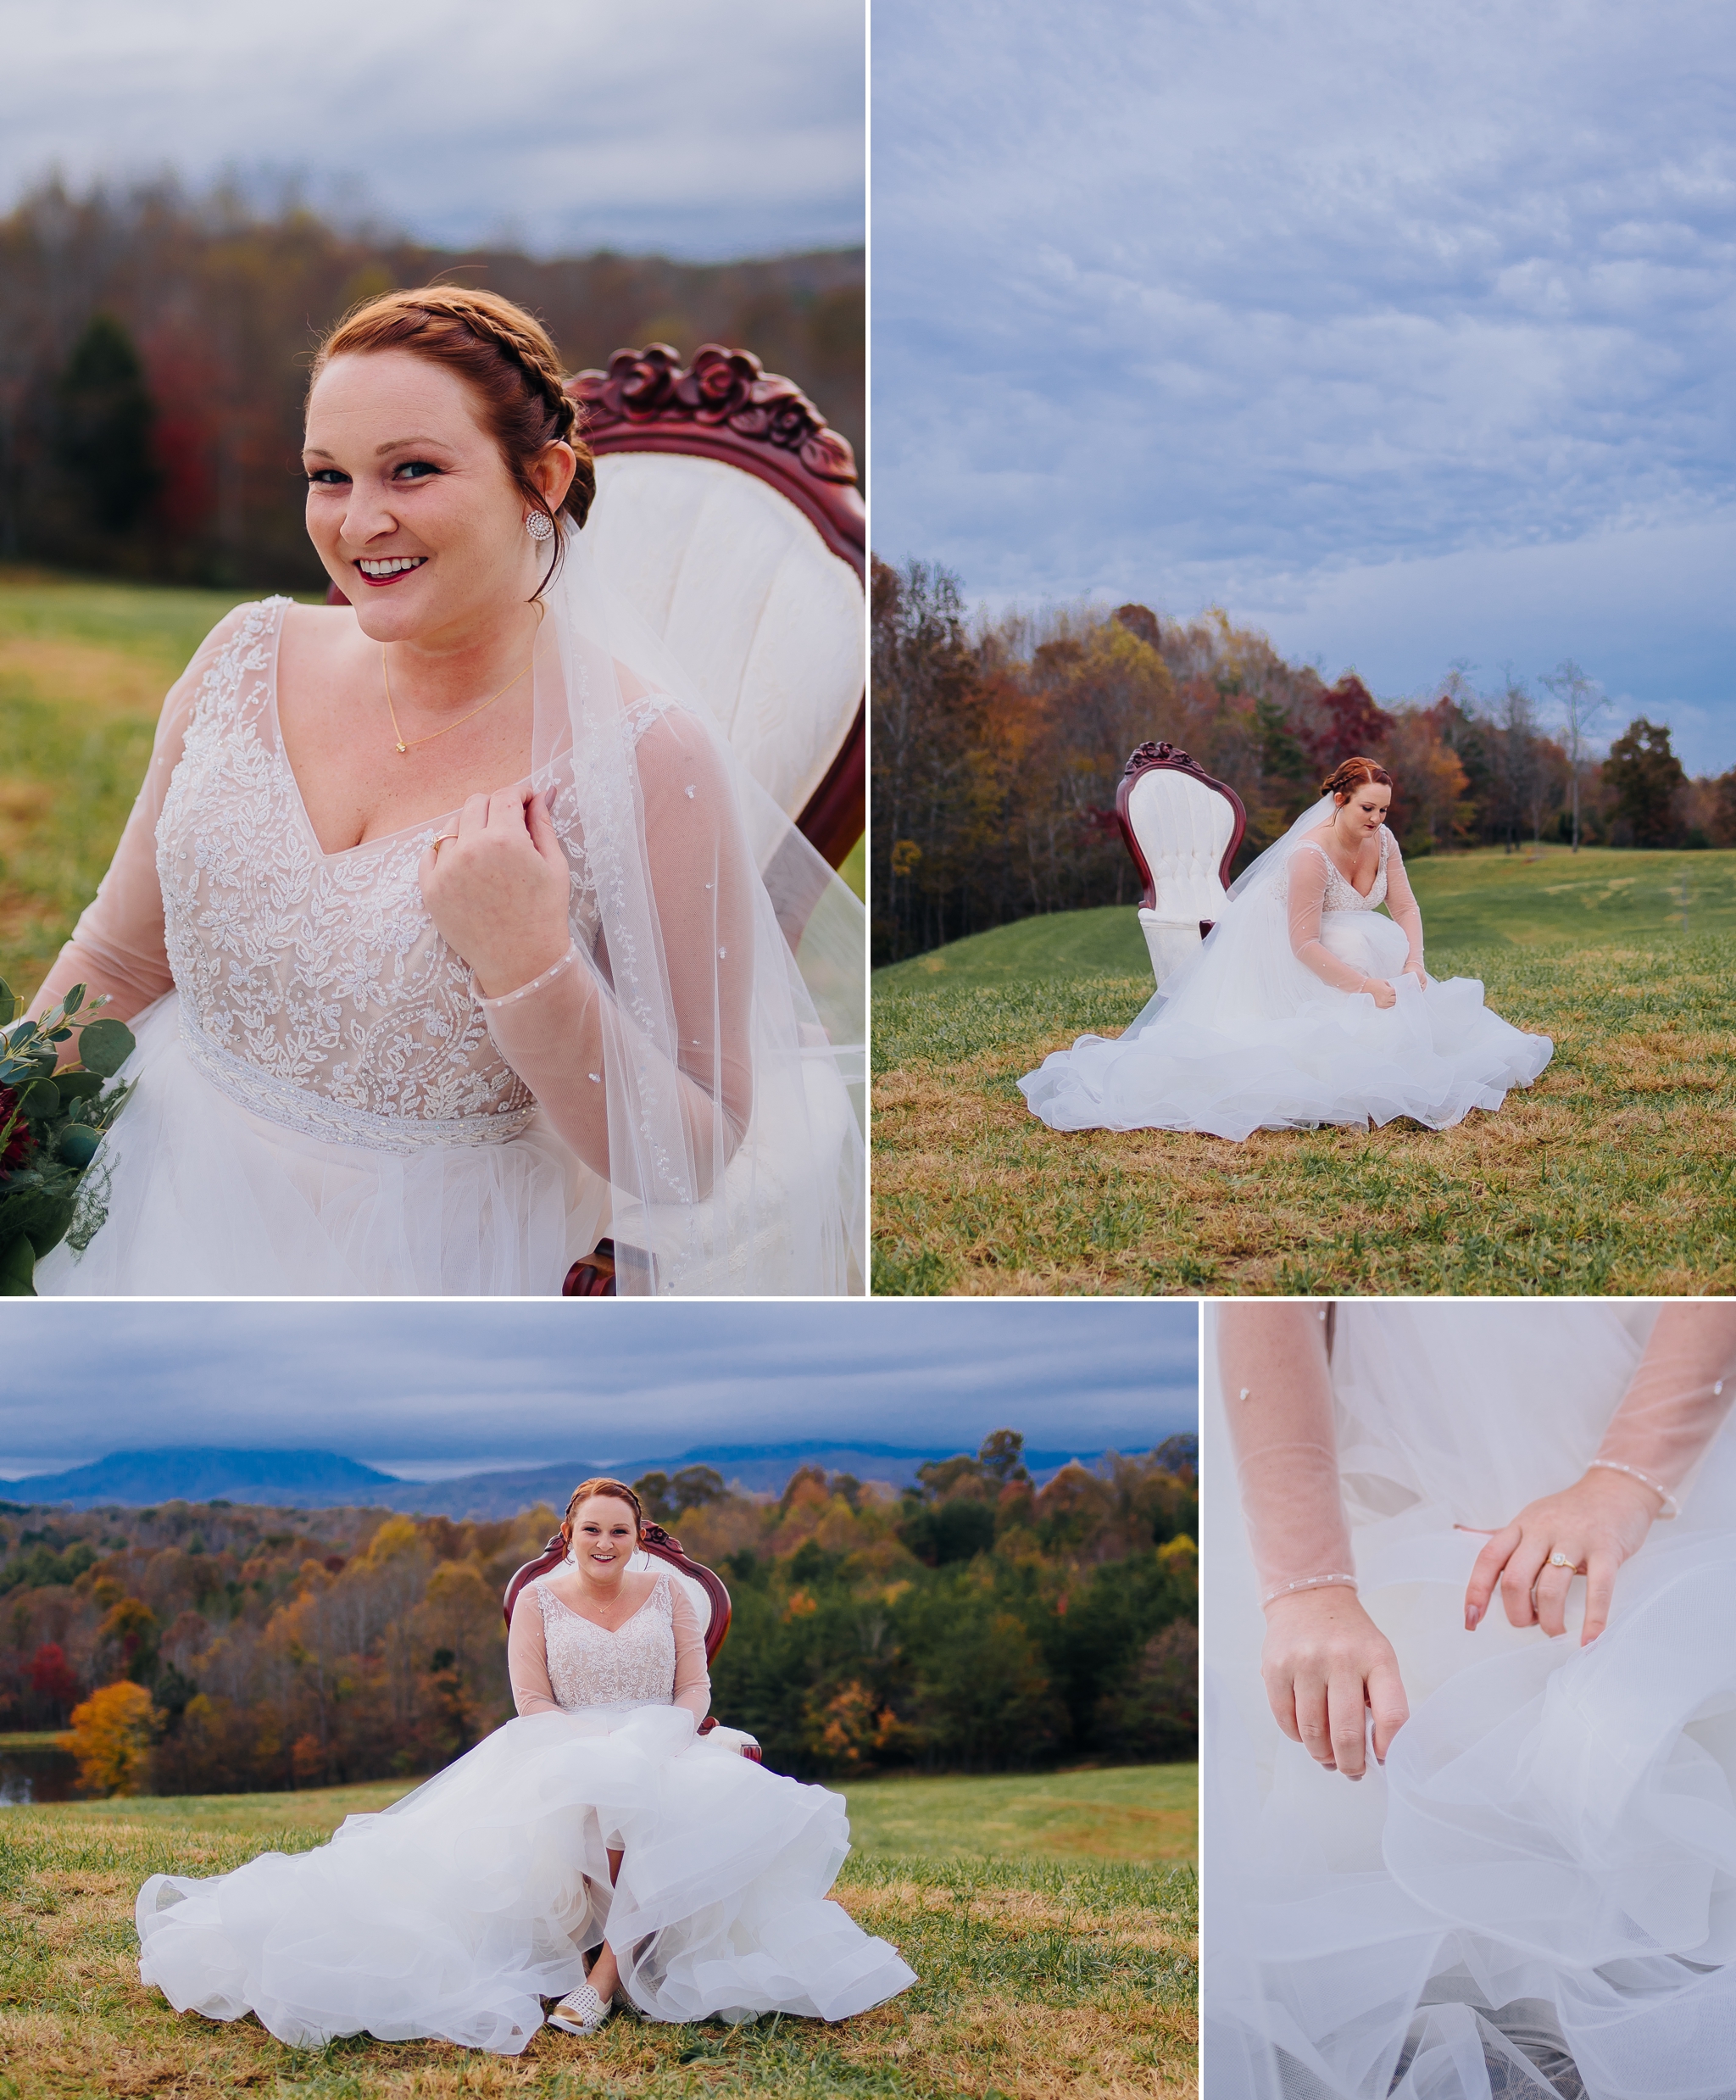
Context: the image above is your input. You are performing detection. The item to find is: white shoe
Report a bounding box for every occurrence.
[548,1982,612,2036]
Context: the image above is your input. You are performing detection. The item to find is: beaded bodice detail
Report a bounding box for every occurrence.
[533,1571,677,1711]
[1294,829,1389,914]
[154,598,606,1155]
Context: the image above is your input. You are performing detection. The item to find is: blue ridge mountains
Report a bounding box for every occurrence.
[0,1442,1163,1518]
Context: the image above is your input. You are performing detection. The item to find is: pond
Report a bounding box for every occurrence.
[0,1736,78,1805]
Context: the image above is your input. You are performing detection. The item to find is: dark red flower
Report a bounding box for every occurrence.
[0,1083,36,1173]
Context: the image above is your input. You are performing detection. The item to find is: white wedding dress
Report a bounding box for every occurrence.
[1205,1301,1736,2100]
[1021,802,1551,1139]
[137,1569,915,2053]
[32,523,865,1295]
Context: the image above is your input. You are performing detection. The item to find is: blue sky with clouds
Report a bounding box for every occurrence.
[0,0,864,259]
[873,0,1736,772]
[0,1301,1196,1475]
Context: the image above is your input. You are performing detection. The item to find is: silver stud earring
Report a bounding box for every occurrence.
[526,510,554,542]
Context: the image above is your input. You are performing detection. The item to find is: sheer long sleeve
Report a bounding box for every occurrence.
[1383,833,1426,976]
[479,711,754,1194]
[1220,1303,1358,1606]
[1285,848,1371,994]
[1590,1304,1736,1514]
[31,607,248,1025]
[507,1586,560,1716]
[670,1583,711,1722]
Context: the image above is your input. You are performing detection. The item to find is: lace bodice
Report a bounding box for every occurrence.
[532,1571,678,1710]
[155,599,605,1153]
[1288,830,1389,913]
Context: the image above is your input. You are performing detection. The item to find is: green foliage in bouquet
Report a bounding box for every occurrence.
[0,982,135,1295]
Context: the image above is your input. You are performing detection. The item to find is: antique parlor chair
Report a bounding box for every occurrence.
[503,1518,762,1758]
[568,344,865,871]
[1116,741,1248,988]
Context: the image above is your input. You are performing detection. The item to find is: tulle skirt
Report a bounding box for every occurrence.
[1204,1304,1736,2100]
[1020,912,1552,1139]
[136,1704,916,2054]
[34,994,603,1295]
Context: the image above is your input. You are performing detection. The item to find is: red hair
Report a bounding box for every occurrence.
[561,1477,643,1546]
[1321,755,1394,803]
[310,286,594,593]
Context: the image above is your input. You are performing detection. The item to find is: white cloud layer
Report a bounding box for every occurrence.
[873,0,1736,769]
[0,1301,1196,1469]
[0,0,865,257]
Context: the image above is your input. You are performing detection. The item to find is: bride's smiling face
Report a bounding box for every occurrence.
[302,349,569,640]
[569,1496,640,1583]
[1335,783,1390,842]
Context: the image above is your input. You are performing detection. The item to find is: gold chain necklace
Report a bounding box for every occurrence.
[381,605,542,755]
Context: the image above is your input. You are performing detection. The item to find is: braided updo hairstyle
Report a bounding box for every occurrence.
[561,1476,644,1551]
[1321,755,1394,804]
[310,287,595,595]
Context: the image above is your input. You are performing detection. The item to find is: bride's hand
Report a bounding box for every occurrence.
[1361,977,1397,1009]
[419,787,574,998]
[1464,1468,1663,1644]
[1261,1587,1409,1779]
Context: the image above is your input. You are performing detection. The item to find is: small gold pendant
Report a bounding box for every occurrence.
[396,742,408,755]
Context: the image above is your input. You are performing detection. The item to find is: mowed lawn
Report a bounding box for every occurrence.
[0,567,866,1006]
[873,849,1736,1295]
[0,1763,1195,2100]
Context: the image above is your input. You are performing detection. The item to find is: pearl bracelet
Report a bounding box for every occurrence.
[473,943,579,1011]
[1260,1573,1359,1607]
[1587,1458,1680,1518]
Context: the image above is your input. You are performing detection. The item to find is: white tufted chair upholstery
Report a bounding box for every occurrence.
[589,452,864,831]
[1116,745,1247,987]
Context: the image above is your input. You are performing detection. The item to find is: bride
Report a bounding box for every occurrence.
[136,1478,917,2052]
[1205,1299,1736,2100]
[28,287,863,1295]
[1019,757,1551,1139]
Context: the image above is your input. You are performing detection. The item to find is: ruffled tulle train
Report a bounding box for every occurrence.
[1022,911,1550,1139]
[136,1705,915,2053]
[33,994,599,1296]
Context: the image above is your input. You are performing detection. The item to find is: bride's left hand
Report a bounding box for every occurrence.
[1463,1468,1664,1645]
[419,787,574,998]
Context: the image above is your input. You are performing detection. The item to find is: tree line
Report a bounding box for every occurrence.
[0,177,863,593]
[871,558,1736,964]
[3,1432,1195,1796]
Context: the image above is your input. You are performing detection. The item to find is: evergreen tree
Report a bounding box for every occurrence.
[54,314,161,533]
[1603,717,1686,846]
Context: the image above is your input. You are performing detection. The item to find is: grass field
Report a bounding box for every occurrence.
[0,1763,1195,2100]
[872,850,1736,1295]
[0,568,865,1004]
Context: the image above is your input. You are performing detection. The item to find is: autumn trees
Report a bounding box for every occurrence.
[0,177,863,588]
[873,560,1736,961]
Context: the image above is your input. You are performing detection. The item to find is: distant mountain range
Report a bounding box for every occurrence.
[0,1440,1176,1518]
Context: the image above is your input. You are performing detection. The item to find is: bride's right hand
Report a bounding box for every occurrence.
[1360,977,1397,1009]
[1261,1587,1409,1778]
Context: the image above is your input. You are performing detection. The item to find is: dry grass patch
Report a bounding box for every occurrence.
[0,1790,1194,2100]
[872,939,1736,1295]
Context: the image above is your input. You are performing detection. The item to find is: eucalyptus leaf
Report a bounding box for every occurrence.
[18,1079,59,1120]
[55,1125,100,1170]
[0,1236,36,1296]
[61,983,85,1017]
[76,1017,135,1078]
[0,978,13,1023]
[53,1072,104,1101]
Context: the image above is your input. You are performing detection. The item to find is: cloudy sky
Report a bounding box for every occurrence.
[0,0,864,258]
[0,1301,1197,1476]
[874,0,1736,772]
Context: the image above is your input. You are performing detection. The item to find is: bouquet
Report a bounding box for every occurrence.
[0,980,136,1295]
